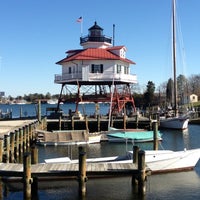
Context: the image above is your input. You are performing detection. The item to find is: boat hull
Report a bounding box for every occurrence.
[107,129,162,143]
[159,117,189,130]
[144,149,200,173]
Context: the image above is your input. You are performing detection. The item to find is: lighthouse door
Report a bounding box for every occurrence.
[82,65,89,81]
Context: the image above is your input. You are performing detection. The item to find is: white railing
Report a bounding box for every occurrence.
[54,72,137,84]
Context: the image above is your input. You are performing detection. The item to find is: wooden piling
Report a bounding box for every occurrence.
[23,152,32,200]
[31,146,38,199]
[135,113,139,129]
[15,129,20,163]
[97,114,100,132]
[85,116,89,132]
[153,121,158,150]
[71,116,74,130]
[4,135,10,163]
[25,125,30,151]
[78,146,87,197]
[138,150,146,196]
[23,126,27,153]
[133,145,139,164]
[19,128,23,163]
[123,113,126,129]
[10,132,15,163]
[59,116,62,130]
[0,138,3,163]
[132,146,139,187]
[37,100,41,122]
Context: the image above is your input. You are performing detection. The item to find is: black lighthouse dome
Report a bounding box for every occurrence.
[80,21,112,47]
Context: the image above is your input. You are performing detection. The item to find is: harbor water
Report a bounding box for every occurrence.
[0,104,200,200]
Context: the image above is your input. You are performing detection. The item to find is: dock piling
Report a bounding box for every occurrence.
[153,121,158,150]
[31,146,39,199]
[10,132,15,163]
[78,146,87,197]
[23,152,32,200]
[138,150,146,196]
[133,145,139,164]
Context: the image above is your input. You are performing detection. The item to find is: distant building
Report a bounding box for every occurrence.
[0,92,5,97]
[189,94,198,103]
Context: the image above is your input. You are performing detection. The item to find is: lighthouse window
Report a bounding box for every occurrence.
[91,64,103,73]
[117,64,121,73]
[69,67,72,74]
[124,66,129,74]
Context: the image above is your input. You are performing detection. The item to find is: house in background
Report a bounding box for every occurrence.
[189,94,198,103]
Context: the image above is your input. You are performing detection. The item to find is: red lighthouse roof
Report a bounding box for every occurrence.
[56,47,135,65]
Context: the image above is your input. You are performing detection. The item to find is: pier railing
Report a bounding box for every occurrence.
[0,118,47,163]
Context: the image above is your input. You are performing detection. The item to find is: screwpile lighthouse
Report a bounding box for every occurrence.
[55,22,137,116]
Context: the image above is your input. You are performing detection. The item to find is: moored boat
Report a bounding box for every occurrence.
[159,115,189,130]
[106,127,162,143]
[36,129,101,146]
[44,148,200,174]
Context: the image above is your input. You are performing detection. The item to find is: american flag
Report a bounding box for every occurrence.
[76,16,83,23]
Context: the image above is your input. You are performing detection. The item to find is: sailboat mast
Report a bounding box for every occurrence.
[172,0,177,116]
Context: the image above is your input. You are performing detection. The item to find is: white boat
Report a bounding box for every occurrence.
[44,148,200,174]
[159,0,189,130]
[144,148,200,173]
[36,129,101,146]
[159,115,189,130]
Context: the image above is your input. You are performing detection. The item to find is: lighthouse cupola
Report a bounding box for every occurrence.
[80,21,112,49]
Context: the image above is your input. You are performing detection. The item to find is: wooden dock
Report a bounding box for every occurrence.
[0,146,149,199]
[0,162,140,177]
[0,117,150,199]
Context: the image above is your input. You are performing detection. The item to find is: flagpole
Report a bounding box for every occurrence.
[81,17,83,36]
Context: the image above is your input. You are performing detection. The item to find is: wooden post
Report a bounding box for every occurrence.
[26,125,30,151]
[28,124,33,144]
[132,145,139,187]
[0,138,4,163]
[149,115,152,130]
[19,128,23,163]
[78,146,87,197]
[85,116,89,132]
[15,129,20,163]
[133,145,139,164]
[23,152,32,200]
[97,114,100,132]
[4,135,10,163]
[71,116,74,130]
[31,146,38,199]
[138,150,146,196]
[135,113,139,129]
[38,100,41,122]
[59,116,62,130]
[123,113,126,129]
[31,146,38,164]
[153,121,158,150]
[10,132,15,163]
[111,116,113,127]
[23,126,27,153]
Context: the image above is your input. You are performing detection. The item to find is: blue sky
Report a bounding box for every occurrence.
[0,0,200,97]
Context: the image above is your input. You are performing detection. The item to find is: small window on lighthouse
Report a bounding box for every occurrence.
[91,64,103,73]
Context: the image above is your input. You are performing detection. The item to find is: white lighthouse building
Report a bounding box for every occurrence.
[55,22,137,115]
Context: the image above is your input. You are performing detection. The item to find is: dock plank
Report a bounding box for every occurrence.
[0,162,142,177]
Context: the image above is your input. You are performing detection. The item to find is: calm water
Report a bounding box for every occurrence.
[1,104,200,200]
[0,103,110,118]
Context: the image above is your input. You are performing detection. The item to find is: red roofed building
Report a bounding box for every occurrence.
[55,22,137,116]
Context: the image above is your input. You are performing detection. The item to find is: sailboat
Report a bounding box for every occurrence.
[159,0,189,130]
